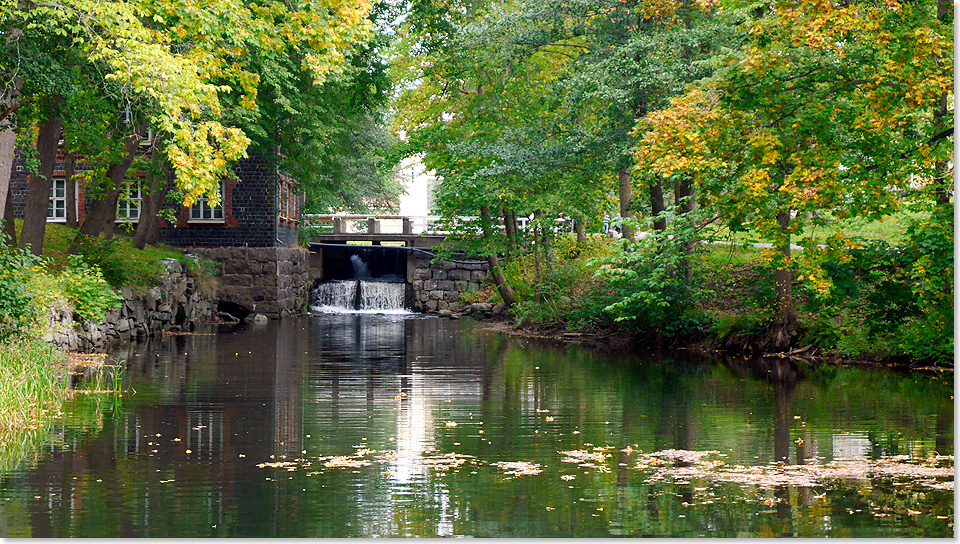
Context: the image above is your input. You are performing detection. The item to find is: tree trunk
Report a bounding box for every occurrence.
[64,148,77,227]
[2,188,15,246]
[934,0,952,206]
[75,130,141,242]
[618,167,635,240]
[675,175,697,280]
[480,204,517,307]
[20,116,63,255]
[649,178,667,231]
[0,124,16,231]
[132,173,168,250]
[574,217,586,246]
[933,89,950,206]
[768,210,797,350]
[0,29,24,230]
[675,176,697,215]
[503,208,518,250]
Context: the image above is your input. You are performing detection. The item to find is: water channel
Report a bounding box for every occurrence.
[0,311,953,537]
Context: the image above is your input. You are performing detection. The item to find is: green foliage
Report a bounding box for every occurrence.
[801,207,953,363]
[71,236,127,287]
[0,241,45,342]
[0,338,65,448]
[59,255,123,323]
[711,310,772,344]
[587,214,706,338]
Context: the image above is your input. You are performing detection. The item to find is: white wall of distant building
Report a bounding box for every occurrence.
[397,155,436,217]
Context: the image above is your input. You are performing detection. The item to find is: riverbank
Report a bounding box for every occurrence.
[45,257,218,352]
[473,317,955,377]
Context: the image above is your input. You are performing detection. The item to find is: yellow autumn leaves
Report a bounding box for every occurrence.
[26,0,374,207]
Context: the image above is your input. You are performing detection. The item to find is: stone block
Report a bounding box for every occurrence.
[471,270,488,282]
[414,269,431,281]
[448,269,471,281]
[432,269,447,280]
[437,280,454,291]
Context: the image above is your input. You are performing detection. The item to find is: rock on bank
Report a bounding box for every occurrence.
[46,259,218,352]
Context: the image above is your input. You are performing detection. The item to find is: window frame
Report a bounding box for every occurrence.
[188,180,226,223]
[116,178,143,223]
[47,177,67,222]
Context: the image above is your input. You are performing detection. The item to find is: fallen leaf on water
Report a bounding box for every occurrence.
[445,421,458,427]
[495,461,543,476]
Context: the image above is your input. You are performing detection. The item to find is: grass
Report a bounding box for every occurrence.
[700,208,929,247]
[10,220,186,288]
[0,339,65,431]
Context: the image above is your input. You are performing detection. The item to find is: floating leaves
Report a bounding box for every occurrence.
[323,456,371,469]
[495,461,543,477]
[560,449,612,472]
[420,453,474,471]
[634,450,954,491]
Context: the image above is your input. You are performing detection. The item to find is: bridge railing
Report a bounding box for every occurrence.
[303,214,450,235]
[303,214,574,236]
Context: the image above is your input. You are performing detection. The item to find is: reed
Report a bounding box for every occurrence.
[0,339,67,432]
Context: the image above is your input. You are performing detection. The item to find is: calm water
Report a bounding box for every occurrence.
[0,314,953,538]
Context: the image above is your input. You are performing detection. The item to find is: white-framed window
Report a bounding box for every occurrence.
[47,178,66,221]
[117,178,142,222]
[189,181,225,222]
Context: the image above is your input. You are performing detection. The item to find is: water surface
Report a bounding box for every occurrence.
[0,314,953,537]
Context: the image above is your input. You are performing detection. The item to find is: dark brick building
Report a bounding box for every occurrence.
[8,148,302,248]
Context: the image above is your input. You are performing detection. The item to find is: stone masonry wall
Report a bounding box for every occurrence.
[190,247,309,318]
[410,255,490,312]
[47,259,217,352]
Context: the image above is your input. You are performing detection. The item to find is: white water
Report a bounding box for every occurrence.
[310,280,410,314]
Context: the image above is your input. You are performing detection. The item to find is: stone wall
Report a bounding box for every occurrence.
[190,247,309,319]
[410,255,489,312]
[46,259,217,352]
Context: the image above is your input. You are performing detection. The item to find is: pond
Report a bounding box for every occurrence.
[0,314,953,537]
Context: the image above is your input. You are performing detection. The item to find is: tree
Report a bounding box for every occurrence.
[637,0,952,348]
[0,0,376,251]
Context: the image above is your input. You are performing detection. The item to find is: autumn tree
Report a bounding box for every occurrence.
[637,0,952,349]
[0,0,376,252]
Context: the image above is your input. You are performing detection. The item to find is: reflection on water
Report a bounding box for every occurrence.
[0,315,952,538]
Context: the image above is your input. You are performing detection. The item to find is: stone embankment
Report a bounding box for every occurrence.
[46,258,217,352]
[190,247,309,319]
[410,255,490,312]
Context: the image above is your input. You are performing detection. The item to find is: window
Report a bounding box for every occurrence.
[47,178,66,221]
[189,182,224,222]
[117,179,142,222]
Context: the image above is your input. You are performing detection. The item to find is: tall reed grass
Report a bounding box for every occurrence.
[0,339,66,431]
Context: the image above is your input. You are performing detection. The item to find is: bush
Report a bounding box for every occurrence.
[59,255,123,323]
[0,242,121,341]
[801,207,953,363]
[585,213,706,338]
[72,235,128,287]
[0,243,44,342]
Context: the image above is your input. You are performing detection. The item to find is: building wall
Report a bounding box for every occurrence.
[159,154,286,248]
[9,148,300,249]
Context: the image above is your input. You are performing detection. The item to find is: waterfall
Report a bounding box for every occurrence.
[311,279,408,314]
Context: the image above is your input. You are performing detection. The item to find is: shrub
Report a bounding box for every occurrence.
[59,255,123,323]
[0,243,44,342]
[72,235,128,287]
[586,213,706,338]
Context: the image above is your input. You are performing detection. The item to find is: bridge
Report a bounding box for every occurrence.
[304,214,448,247]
